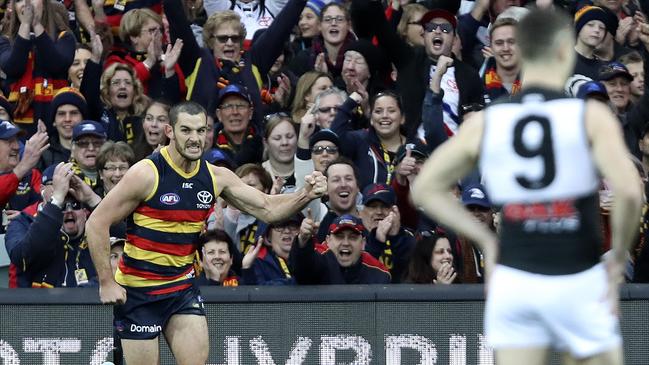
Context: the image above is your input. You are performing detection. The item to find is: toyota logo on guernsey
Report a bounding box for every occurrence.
[196,190,213,208]
[160,193,181,205]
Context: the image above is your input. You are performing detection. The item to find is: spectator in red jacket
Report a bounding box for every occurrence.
[0,121,48,223]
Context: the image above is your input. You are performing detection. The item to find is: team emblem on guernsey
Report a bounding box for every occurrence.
[197,191,213,204]
[160,193,181,205]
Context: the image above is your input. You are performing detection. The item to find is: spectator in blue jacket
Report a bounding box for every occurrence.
[245,212,303,285]
[5,162,102,287]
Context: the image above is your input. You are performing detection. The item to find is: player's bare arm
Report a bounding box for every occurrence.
[212,165,327,224]
[412,112,499,273]
[585,100,643,270]
[86,160,156,304]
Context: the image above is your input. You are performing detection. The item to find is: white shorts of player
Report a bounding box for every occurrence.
[485,263,621,358]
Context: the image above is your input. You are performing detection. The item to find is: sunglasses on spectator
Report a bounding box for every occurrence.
[312,145,339,155]
[264,112,292,123]
[424,22,453,33]
[214,34,242,44]
[62,200,84,211]
[74,140,105,149]
[317,106,339,114]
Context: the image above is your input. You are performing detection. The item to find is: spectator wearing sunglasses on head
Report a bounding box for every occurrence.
[5,162,102,288]
[352,3,484,141]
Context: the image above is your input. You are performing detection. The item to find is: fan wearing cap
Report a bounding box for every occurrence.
[598,38,649,158]
[241,213,303,285]
[361,183,415,283]
[70,120,108,193]
[38,88,88,171]
[576,80,610,103]
[359,2,484,139]
[291,213,391,284]
[5,161,102,288]
[0,120,48,213]
[213,84,263,166]
[456,184,495,283]
[340,39,388,97]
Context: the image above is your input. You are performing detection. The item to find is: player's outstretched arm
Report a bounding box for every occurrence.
[586,100,644,268]
[86,160,156,304]
[412,113,499,275]
[213,165,327,224]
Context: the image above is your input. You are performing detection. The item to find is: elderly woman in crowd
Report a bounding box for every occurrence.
[96,141,135,195]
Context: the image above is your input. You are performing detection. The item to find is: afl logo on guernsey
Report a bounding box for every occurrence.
[160,193,181,205]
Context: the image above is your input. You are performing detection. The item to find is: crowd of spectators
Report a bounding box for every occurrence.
[2,0,649,288]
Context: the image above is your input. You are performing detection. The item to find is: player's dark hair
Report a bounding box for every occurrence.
[517,8,573,62]
[169,101,207,127]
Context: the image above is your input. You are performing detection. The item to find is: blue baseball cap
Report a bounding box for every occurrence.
[576,81,609,100]
[0,121,23,140]
[41,165,56,185]
[461,184,491,208]
[217,84,252,107]
[598,61,633,82]
[362,183,396,206]
[72,120,107,141]
[329,214,365,235]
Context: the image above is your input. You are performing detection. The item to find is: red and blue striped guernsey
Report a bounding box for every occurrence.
[116,146,218,295]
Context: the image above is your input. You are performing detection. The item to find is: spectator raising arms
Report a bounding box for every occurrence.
[0,0,74,135]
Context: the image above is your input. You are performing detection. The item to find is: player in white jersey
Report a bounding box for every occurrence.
[412,8,644,365]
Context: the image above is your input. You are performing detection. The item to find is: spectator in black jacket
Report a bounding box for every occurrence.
[361,183,415,283]
[38,88,88,170]
[291,213,391,284]
[5,162,102,287]
[354,1,485,139]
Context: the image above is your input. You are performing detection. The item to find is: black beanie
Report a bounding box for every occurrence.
[0,94,13,121]
[344,39,384,80]
[48,87,88,126]
[574,5,611,35]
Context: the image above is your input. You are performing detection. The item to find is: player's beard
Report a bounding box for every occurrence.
[175,138,203,161]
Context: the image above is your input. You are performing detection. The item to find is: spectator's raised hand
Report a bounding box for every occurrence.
[395,147,415,185]
[349,79,369,116]
[144,36,163,70]
[31,0,43,26]
[637,21,649,49]
[163,38,184,77]
[375,211,392,243]
[18,0,34,25]
[90,32,104,63]
[14,120,49,179]
[51,162,75,203]
[298,106,317,148]
[273,73,292,108]
[430,55,453,94]
[270,176,285,195]
[69,175,101,208]
[298,208,320,247]
[481,46,494,60]
[241,236,263,269]
[433,262,457,284]
[314,53,329,74]
[388,206,401,236]
[616,16,635,45]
